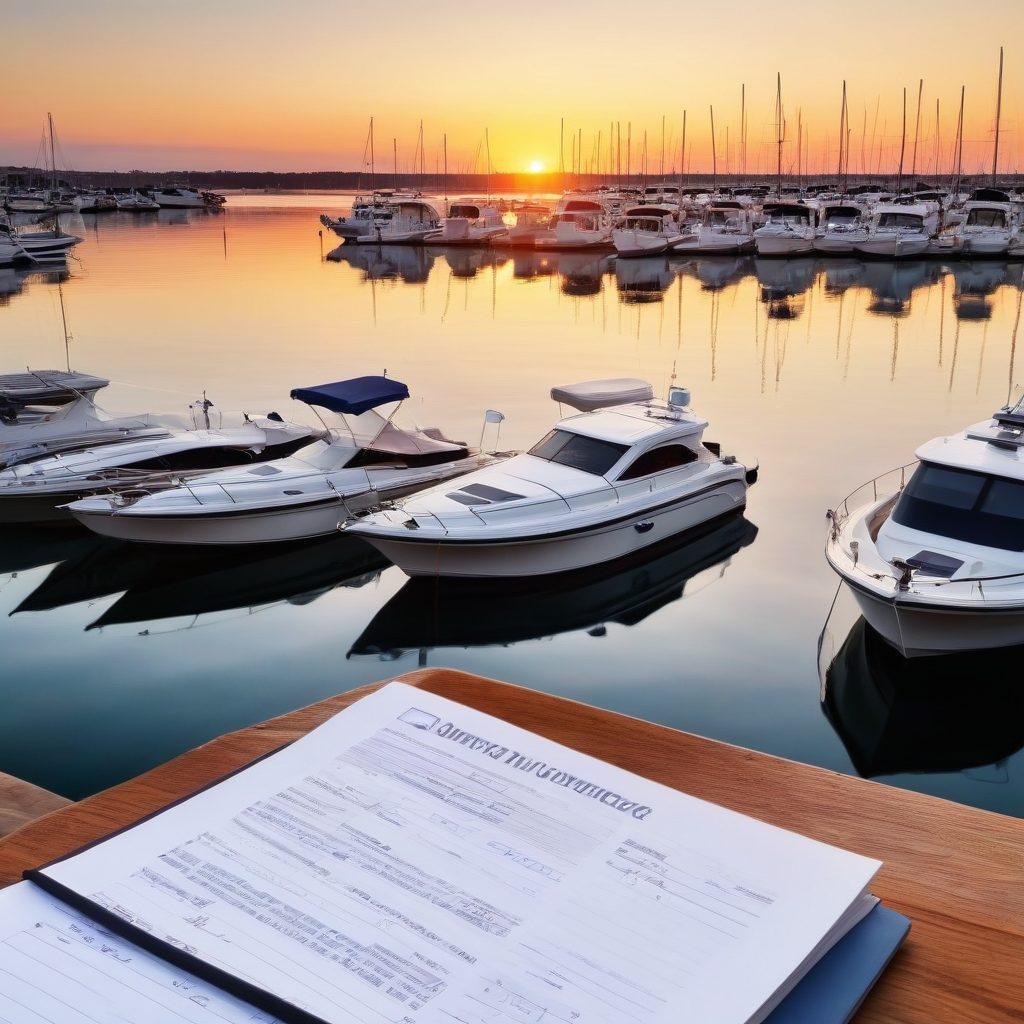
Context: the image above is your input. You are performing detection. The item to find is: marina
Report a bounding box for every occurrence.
[2,198,1023,819]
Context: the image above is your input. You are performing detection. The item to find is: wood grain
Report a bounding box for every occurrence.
[0,772,70,839]
[1,668,1021,1023]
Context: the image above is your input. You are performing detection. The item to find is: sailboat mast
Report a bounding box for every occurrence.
[679,110,687,189]
[896,87,907,193]
[443,133,448,209]
[660,114,665,178]
[775,73,783,198]
[58,280,71,373]
[954,86,965,194]
[369,117,375,192]
[47,112,57,191]
[837,82,846,183]
[992,45,1004,184]
[710,106,717,191]
[740,83,746,179]
[485,127,491,202]
[393,137,398,190]
[910,78,923,179]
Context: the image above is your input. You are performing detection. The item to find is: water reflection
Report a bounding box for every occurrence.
[316,246,1024,321]
[12,533,387,631]
[821,617,1024,782]
[351,515,757,659]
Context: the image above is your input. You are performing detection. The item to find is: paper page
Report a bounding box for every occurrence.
[0,880,279,1023]
[40,681,880,1024]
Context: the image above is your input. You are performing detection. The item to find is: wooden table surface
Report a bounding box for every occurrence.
[1,668,1021,1023]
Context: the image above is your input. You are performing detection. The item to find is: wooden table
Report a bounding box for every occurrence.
[1,668,1021,1023]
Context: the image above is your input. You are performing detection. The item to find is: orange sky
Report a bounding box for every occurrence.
[5,0,1023,175]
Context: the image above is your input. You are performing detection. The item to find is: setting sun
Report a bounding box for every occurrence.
[527,159,544,174]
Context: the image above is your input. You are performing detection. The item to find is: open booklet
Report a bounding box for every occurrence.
[1,681,906,1024]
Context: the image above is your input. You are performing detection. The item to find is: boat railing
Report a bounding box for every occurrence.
[827,462,916,540]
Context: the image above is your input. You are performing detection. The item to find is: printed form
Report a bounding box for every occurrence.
[37,682,880,1024]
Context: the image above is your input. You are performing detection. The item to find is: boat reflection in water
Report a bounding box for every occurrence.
[326,243,436,284]
[350,513,757,658]
[13,533,388,631]
[614,256,674,303]
[820,615,1024,781]
[0,525,97,577]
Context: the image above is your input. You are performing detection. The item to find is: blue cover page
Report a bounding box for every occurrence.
[765,904,910,1024]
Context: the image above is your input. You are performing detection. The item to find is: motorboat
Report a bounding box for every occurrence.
[491,203,551,248]
[1,393,171,469]
[73,190,118,213]
[753,202,818,256]
[112,189,161,212]
[612,204,684,257]
[4,191,51,214]
[68,375,507,544]
[425,199,507,245]
[673,203,755,254]
[814,203,869,255]
[148,187,208,208]
[347,378,755,578]
[320,191,396,240]
[0,219,81,261]
[826,398,1024,655]
[535,197,613,251]
[954,200,1015,256]
[350,513,757,657]
[0,227,26,266]
[855,204,938,259]
[353,198,442,244]
[820,615,1024,780]
[0,398,318,523]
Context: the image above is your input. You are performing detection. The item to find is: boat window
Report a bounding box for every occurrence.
[966,209,1007,228]
[877,212,923,229]
[891,462,1024,551]
[528,429,628,476]
[617,444,699,480]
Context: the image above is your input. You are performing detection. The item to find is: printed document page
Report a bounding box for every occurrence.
[0,880,280,1023]
[40,681,880,1024]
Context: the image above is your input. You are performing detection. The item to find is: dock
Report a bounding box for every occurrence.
[0,667,1021,1023]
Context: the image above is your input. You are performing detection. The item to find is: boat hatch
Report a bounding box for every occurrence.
[248,464,282,475]
[905,550,964,578]
[446,482,525,506]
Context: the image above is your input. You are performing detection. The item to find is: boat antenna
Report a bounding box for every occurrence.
[992,45,1004,185]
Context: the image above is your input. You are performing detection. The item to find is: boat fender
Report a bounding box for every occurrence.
[745,466,759,485]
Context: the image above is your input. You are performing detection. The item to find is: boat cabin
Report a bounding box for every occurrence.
[762,202,816,227]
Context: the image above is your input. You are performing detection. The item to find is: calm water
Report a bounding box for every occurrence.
[2,194,1023,818]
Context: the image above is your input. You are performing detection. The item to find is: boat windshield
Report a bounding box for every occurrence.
[891,462,1024,552]
[966,208,1007,228]
[877,212,923,229]
[528,429,628,476]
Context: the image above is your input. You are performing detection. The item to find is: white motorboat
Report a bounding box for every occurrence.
[673,203,755,254]
[1,394,172,469]
[826,398,1024,655]
[855,204,937,259]
[112,189,161,211]
[954,200,1015,256]
[612,204,683,258]
[4,192,51,214]
[0,215,81,261]
[347,378,754,578]
[149,187,208,209]
[73,190,118,213]
[534,198,613,251]
[754,202,818,256]
[491,203,551,248]
[814,203,869,254]
[425,199,507,246]
[320,191,398,240]
[68,375,507,544]
[0,399,318,523]
[353,198,442,244]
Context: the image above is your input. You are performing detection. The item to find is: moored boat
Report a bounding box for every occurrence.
[68,375,507,544]
[347,378,755,578]
[754,201,818,256]
[826,398,1024,655]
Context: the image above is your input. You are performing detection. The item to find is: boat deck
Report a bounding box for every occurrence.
[0,668,1020,1022]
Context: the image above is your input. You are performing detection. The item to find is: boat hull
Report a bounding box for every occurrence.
[754,234,815,256]
[845,582,1024,657]
[855,237,930,259]
[355,480,747,578]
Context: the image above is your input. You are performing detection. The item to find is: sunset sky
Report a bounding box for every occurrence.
[5,0,1023,175]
